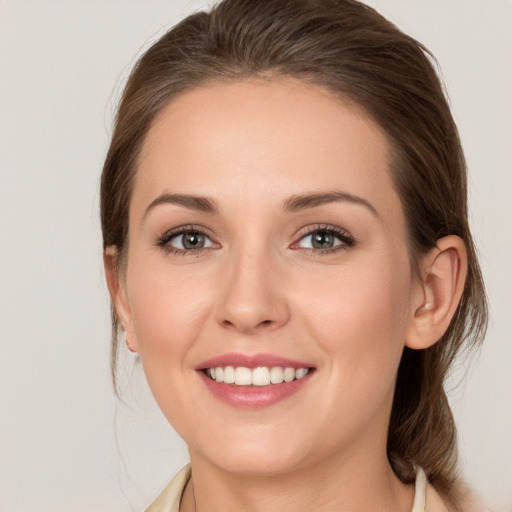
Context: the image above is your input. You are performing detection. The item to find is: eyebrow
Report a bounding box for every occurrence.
[283,191,379,217]
[143,193,219,219]
[143,190,378,219]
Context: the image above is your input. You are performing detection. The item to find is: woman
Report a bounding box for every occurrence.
[101,0,488,510]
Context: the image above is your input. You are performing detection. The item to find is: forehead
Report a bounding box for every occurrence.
[134,77,400,220]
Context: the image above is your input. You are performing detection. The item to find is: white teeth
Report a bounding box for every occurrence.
[283,367,295,382]
[234,367,252,386]
[270,367,284,384]
[223,366,235,384]
[295,368,308,380]
[206,366,310,386]
[252,367,270,386]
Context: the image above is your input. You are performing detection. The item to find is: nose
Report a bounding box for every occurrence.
[215,245,290,334]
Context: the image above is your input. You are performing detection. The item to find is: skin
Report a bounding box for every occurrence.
[106,78,467,512]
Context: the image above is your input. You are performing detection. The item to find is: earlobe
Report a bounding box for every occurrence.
[405,236,468,350]
[103,246,138,352]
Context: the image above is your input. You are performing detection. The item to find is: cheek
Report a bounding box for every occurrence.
[125,253,215,365]
[297,256,412,394]
[123,258,219,425]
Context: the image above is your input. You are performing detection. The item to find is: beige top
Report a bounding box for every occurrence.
[145,464,456,512]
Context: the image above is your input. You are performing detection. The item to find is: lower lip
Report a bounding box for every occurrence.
[197,370,315,408]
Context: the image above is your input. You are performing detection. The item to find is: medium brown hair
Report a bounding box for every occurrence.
[100,0,488,505]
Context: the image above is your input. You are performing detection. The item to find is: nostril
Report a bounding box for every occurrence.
[221,317,275,333]
[255,319,275,330]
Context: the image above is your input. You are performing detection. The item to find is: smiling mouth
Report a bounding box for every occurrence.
[203,366,313,386]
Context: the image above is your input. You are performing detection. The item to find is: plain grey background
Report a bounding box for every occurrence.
[1,1,511,510]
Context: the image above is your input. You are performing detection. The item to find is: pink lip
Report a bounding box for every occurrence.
[195,352,314,370]
[195,352,316,409]
[197,370,314,408]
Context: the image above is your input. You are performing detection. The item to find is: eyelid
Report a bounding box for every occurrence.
[290,224,356,252]
[155,223,355,256]
[156,224,219,254]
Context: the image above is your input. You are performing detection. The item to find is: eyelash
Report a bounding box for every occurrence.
[157,225,216,256]
[156,224,356,256]
[292,224,356,256]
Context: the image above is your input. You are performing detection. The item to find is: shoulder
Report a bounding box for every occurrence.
[143,464,491,512]
[145,464,191,512]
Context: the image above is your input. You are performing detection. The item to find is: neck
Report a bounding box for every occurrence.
[181,442,414,512]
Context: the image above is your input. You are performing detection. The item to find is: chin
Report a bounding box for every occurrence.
[213,451,304,477]
[191,426,315,477]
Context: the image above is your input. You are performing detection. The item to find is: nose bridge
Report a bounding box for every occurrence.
[216,234,289,333]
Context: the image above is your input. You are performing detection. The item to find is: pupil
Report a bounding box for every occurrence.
[312,231,333,249]
[183,233,204,249]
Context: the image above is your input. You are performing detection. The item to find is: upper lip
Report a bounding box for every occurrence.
[195,352,315,370]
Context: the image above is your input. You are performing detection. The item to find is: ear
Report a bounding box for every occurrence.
[405,235,468,350]
[103,246,138,353]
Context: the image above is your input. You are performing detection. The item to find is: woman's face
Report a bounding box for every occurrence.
[116,78,422,475]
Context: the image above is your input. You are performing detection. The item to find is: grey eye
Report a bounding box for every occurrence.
[311,231,336,249]
[169,231,214,250]
[298,230,343,250]
[182,232,205,249]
